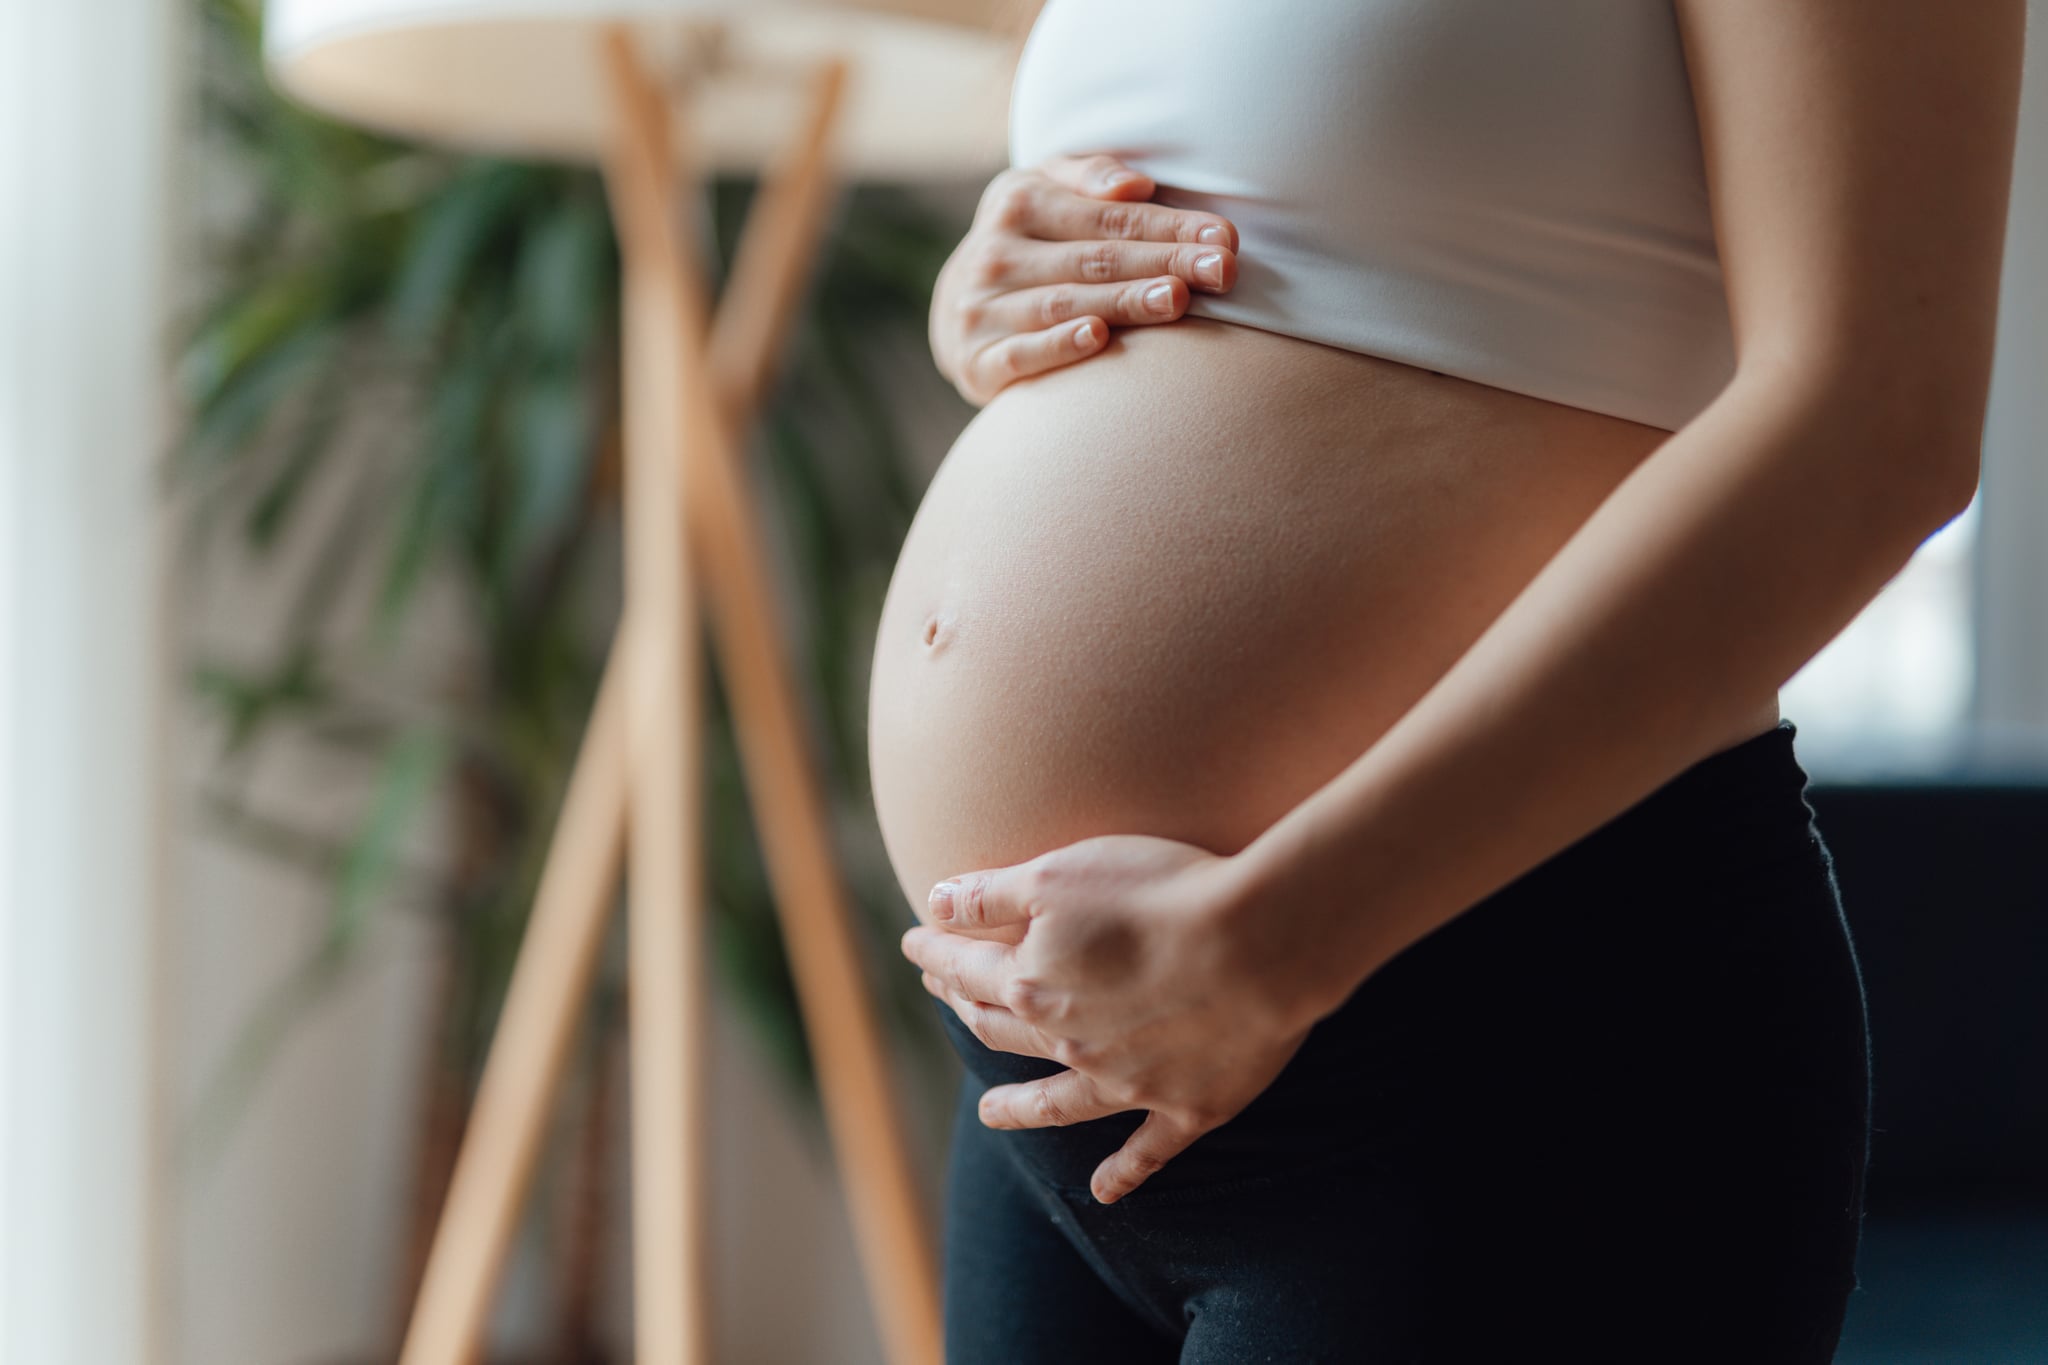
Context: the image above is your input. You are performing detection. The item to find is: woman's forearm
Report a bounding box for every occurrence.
[1227,358,1981,1032]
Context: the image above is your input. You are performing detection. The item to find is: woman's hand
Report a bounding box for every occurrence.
[930,153,1241,406]
[899,833,1323,1204]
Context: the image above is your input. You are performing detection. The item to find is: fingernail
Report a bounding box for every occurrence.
[1197,223,1230,247]
[929,880,958,920]
[1143,281,1176,316]
[1104,169,1141,190]
[1072,319,1099,347]
[1194,251,1225,289]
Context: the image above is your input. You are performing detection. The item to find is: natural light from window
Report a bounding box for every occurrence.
[1779,496,1981,771]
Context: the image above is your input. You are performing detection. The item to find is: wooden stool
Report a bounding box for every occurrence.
[395,28,941,1365]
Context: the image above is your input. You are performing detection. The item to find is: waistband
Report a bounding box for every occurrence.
[1549,718,1820,882]
[1632,717,1808,815]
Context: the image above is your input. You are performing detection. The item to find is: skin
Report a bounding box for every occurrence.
[889,0,2024,1204]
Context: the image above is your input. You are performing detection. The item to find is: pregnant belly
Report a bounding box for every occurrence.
[868,317,1700,924]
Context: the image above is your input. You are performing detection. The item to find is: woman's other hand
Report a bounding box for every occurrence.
[899,833,1322,1205]
[930,153,1240,406]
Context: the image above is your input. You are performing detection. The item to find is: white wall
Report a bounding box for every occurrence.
[0,1,181,1361]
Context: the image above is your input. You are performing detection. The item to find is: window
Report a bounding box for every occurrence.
[1780,500,1982,774]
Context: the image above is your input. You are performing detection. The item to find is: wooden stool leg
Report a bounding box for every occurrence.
[606,43,945,1365]
[396,657,629,1365]
[396,91,856,1365]
[602,32,713,1365]
[680,339,945,1365]
[620,279,712,1365]
[399,32,938,1365]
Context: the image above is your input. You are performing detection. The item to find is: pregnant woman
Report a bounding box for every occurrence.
[869,1,2023,1359]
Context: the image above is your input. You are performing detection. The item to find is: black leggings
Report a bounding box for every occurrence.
[922,720,1872,1363]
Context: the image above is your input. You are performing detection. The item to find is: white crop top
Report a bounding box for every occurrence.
[1007,0,1738,433]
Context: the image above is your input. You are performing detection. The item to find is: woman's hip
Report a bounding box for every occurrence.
[930,719,1872,1208]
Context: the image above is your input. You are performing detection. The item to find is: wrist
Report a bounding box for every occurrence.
[1210,830,1392,1040]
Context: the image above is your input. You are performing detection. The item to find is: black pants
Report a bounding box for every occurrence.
[923,720,1872,1363]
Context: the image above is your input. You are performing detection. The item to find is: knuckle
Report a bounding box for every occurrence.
[956,875,986,924]
[1051,1036,1091,1069]
[983,174,1037,232]
[956,356,996,403]
[1077,242,1122,284]
[976,166,1019,209]
[1002,976,1044,1018]
[964,241,1010,288]
[1095,203,1140,239]
[1033,1087,1073,1127]
[1019,861,1059,916]
[970,177,1002,225]
[962,1004,994,1046]
[1037,286,1077,327]
[953,298,986,336]
[1079,152,1120,182]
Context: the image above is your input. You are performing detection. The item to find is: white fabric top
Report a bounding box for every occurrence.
[1008,0,1738,432]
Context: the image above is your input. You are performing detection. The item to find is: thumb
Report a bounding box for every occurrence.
[927,861,1039,931]
[1092,1111,1200,1204]
[1040,151,1154,201]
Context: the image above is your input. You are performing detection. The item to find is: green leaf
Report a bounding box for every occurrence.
[176,320,341,476]
[191,644,329,759]
[387,162,533,349]
[177,268,330,411]
[504,371,591,573]
[513,189,612,357]
[375,337,495,635]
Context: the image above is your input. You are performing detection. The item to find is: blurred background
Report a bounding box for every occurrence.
[1,1,2043,1362]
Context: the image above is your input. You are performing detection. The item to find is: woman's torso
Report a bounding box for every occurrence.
[868,2,1778,922]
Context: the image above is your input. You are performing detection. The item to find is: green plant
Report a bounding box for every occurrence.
[174,0,967,1342]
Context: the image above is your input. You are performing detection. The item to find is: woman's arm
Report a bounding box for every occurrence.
[1228,0,2027,1034]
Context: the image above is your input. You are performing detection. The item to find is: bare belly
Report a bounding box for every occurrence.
[867,317,1778,923]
